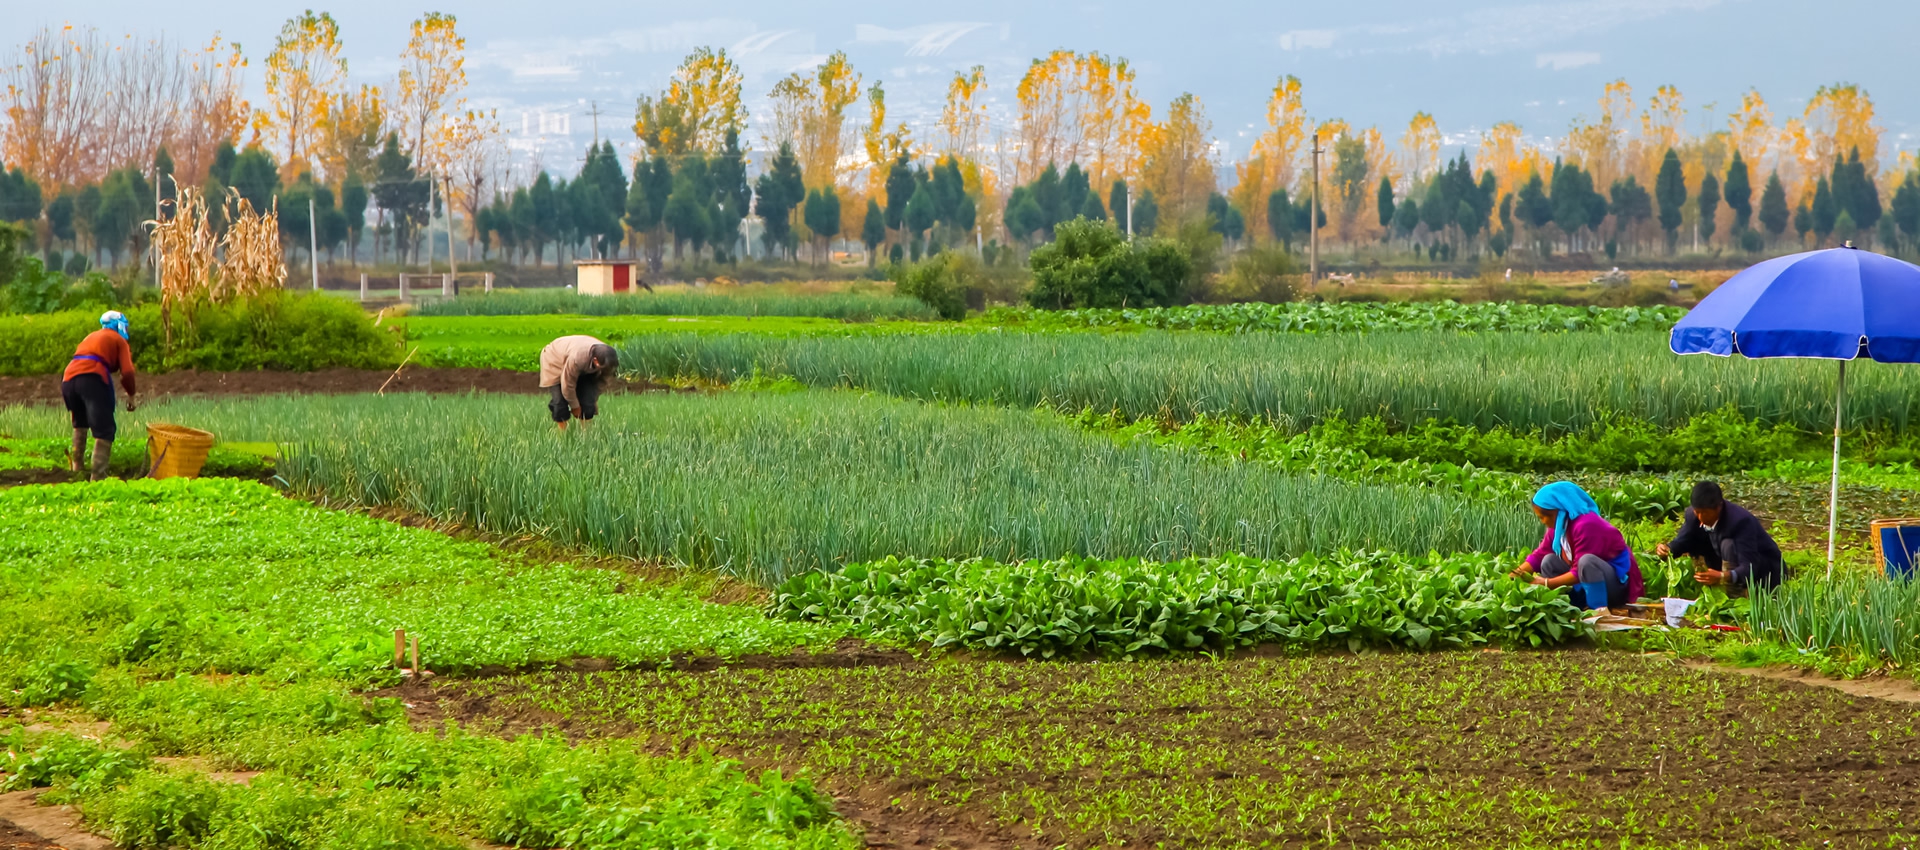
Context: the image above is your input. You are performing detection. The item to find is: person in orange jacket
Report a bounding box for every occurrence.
[62,311,138,480]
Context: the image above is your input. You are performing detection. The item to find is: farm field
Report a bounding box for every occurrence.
[0,479,857,849]
[620,328,1920,432]
[398,313,960,371]
[0,391,1534,583]
[393,300,1692,372]
[7,296,1920,848]
[422,652,1920,849]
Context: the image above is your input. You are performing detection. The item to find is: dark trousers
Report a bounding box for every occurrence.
[548,373,602,423]
[1540,552,1627,609]
[61,373,117,440]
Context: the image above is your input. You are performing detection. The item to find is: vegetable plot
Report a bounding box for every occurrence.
[619,329,1920,432]
[775,552,1586,658]
[977,300,1686,333]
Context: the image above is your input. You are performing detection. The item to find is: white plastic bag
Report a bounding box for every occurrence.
[1662,597,1697,628]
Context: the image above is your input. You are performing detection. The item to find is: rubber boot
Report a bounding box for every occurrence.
[70,429,87,473]
[1578,580,1610,612]
[89,439,113,482]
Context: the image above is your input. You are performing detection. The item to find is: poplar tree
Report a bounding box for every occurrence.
[1654,149,1686,252]
[861,198,885,265]
[1375,177,1395,231]
[1724,151,1753,232]
[1697,172,1720,246]
[1758,172,1789,242]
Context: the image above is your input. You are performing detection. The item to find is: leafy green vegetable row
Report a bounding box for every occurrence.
[0,478,835,684]
[976,300,1686,333]
[774,552,1588,658]
[1,477,855,849]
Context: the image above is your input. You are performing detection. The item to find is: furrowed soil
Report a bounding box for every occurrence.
[0,367,670,405]
[401,650,1920,849]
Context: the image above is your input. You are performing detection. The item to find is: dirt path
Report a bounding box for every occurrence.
[0,792,109,850]
[0,367,669,406]
[1686,659,1920,704]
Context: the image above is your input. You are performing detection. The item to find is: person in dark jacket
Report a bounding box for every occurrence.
[1655,481,1783,594]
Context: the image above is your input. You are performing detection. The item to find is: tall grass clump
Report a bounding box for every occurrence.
[71,392,1533,585]
[414,288,936,321]
[1748,575,1920,666]
[618,330,1920,434]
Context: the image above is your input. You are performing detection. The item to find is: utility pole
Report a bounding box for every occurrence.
[444,171,458,286]
[152,178,162,289]
[1310,132,1322,284]
[1124,179,1133,239]
[583,101,603,146]
[308,197,320,291]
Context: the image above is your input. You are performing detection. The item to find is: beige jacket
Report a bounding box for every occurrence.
[538,335,609,407]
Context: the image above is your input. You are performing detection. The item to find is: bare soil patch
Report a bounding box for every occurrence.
[0,367,669,406]
[1688,659,1920,704]
[0,792,108,850]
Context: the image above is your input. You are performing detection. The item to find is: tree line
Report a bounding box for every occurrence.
[5,15,1920,276]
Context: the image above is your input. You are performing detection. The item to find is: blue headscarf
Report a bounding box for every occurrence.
[1531,481,1601,557]
[99,310,129,341]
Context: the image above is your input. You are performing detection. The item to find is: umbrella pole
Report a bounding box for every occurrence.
[1827,360,1847,579]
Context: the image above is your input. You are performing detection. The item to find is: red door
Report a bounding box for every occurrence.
[613,263,630,292]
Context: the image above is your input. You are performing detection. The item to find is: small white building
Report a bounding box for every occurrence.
[575,260,643,295]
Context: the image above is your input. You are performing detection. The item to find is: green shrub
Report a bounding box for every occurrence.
[893,252,971,319]
[1027,218,1189,309]
[0,292,399,376]
[1206,244,1298,303]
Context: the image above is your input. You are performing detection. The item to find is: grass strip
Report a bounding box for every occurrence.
[774,552,1587,658]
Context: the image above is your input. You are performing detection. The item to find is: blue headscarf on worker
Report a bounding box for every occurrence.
[1531,480,1600,559]
[100,310,129,340]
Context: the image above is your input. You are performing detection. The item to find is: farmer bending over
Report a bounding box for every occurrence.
[1510,481,1645,612]
[63,310,138,480]
[1655,481,1782,595]
[538,335,618,431]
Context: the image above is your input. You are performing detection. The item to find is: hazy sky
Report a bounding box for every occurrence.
[9,0,1915,174]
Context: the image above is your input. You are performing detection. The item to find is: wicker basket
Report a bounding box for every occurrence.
[146,423,215,479]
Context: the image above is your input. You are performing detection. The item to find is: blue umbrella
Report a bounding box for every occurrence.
[1671,244,1920,575]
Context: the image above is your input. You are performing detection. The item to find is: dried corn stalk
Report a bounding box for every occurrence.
[219,191,286,300]
[149,185,219,345]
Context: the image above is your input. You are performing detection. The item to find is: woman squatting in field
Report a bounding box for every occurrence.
[1510,481,1645,613]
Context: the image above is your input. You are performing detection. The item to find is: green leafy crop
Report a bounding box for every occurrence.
[775,552,1587,658]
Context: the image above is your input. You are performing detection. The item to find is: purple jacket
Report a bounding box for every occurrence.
[1526,512,1646,602]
